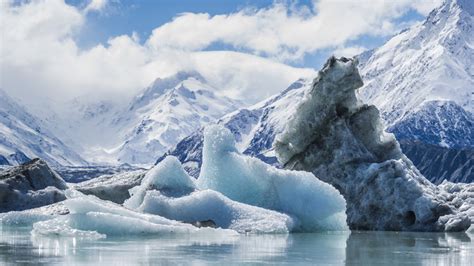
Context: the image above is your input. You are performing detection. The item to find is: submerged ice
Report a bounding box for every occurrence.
[274,57,471,232]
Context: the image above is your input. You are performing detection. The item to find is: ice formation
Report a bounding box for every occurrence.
[438,181,474,223]
[31,190,238,238]
[74,170,146,204]
[0,159,67,212]
[274,57,471,232]
[124,156,295,233]
[0,201,68,226]
[197,125,348,231]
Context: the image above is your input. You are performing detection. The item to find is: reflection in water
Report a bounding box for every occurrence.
[346,231,473,265]
[0,225,473,265]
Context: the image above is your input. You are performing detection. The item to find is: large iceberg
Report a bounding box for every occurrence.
[124,156,295,233]
[197,125,347,231]
[274,56,471,232]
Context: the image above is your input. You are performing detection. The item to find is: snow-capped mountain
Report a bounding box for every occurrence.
[0,89,87,166]
[24,71,242,166]
[357,0,473,148]
[159,0,474,183]
[157,78,311,176]
[389,101,472,148]
[111,71,242,165]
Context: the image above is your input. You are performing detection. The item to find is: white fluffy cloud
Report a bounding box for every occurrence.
[84,0,109,13]
[333,46,368,58]
[0,0,442,107]
[147,0,443,61]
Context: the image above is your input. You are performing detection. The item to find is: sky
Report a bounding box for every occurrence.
[0,0,443,106]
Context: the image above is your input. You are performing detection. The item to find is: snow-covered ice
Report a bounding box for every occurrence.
[197,125,348,231]
[30,190,238,238]
[124,156,295,234]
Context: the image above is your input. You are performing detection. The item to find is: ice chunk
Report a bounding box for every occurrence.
[0,202,69,226]
[74,170,146,204]
[32,190,238,238]
[274,56,471,232]
[125,157,196,209]
[0,159,67,212]
[124,157,295,233]
[197,125,347,231]
[0,212,54,226]
[438,181,474,223]
[127,189,294,234]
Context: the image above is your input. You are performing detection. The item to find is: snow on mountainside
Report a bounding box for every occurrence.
[389,101,473,148]
[25,71,242,166]
[159,0,474,183]
[0,90,87,167]
[110,71,242,165]
[357,0,474,148]
[157,78,311,176]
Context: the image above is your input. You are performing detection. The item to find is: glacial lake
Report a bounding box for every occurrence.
[1,226,473,265]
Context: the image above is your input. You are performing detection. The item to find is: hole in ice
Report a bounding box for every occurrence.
[403,211,416,226]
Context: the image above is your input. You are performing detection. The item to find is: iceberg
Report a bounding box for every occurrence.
[74,170,146,204]
[124,156,295,234]
[31,190,238,238]
[274,56,471,232]
[197,125,348,231]
[0,159,67,212]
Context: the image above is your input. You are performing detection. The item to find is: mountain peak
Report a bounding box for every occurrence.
[357,0,473,148]
[131,70,206,111]
[172,70,206,83]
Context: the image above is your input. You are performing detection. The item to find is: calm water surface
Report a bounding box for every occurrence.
[1,226,473,265]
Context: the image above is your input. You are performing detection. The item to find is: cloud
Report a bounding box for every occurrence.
[332,46,368,58]
[146,0,443,61]
[1,0,313,107]
[0,0,442,108]
[84,0,109,14]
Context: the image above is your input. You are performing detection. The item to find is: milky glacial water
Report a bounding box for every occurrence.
[1,226,473,265]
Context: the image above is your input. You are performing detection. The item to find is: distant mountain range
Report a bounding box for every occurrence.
[5,71,242,167]
[357,0,473,148]
[160,0,473,183]
[1,0,472,183]
[111,71,241,165]
[0,90,87,167]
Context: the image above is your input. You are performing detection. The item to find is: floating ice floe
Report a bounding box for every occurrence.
[30,190,238,239]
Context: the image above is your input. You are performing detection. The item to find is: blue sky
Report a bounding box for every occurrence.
[1,0,441,105]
